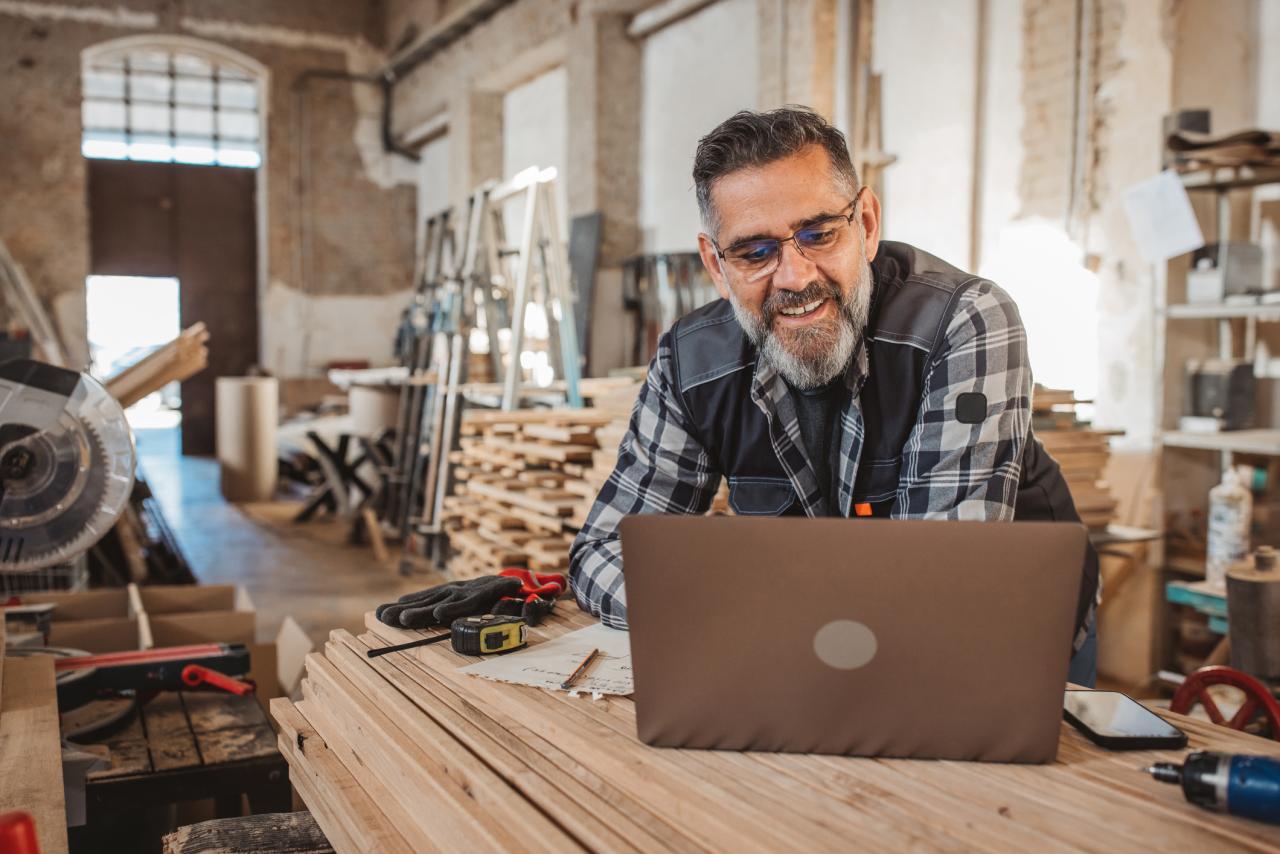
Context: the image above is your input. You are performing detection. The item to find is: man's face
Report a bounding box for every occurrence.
[696,145,882,389]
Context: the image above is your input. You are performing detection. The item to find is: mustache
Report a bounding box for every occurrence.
[763,281,842,319]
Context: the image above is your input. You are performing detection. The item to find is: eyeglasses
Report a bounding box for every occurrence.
[713,187,866,283]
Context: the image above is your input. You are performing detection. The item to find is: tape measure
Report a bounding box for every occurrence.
[449,614,526,656]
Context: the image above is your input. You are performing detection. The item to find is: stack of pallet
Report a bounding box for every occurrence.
[105,322,210,408]
[441,400,635,579]
[1033,386,1120,530]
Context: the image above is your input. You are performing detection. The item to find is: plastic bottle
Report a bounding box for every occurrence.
[1206,466,1253,588]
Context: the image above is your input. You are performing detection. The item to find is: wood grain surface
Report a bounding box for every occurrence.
[0,655,69,854]
[273,608,1280,853]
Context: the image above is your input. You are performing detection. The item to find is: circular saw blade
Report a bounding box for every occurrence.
[0,359,136,571]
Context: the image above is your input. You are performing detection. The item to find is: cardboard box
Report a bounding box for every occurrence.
[23,588,143,654]
[140,585,256,647]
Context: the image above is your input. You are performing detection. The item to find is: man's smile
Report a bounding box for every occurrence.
[772,296,833,328]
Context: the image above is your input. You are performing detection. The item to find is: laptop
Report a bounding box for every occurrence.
[619,516,1087,763]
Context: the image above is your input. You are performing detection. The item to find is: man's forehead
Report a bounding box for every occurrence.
[709,146,850,241]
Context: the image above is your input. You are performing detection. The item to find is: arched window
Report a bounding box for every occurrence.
[81,37,265,168]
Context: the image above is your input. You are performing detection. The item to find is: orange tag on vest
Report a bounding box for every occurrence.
[854,502,873,517]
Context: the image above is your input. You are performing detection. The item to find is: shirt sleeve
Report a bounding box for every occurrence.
[892,281,1032,520]
[568,331,722,629]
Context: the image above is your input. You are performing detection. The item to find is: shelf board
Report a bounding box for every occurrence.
[1162,429,1280,455]
[1164,302,1280,319]
[1179,164,1280,192]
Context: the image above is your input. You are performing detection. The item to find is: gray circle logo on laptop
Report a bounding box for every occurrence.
[813,620,877,670]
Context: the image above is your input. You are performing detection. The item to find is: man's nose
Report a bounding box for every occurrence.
[771,240,819,291]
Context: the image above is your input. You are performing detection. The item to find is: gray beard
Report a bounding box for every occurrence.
[728,256,873,390]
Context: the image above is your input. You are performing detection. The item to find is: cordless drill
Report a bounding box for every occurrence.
[1147,752,1280,824]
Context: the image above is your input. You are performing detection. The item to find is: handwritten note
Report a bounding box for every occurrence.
[460,623,633,696]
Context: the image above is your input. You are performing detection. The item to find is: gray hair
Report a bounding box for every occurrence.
[693,106,860,234]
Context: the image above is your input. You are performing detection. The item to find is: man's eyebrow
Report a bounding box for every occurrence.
[723,208,848,247]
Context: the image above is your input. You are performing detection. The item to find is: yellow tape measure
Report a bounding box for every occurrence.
[450,614,527,655]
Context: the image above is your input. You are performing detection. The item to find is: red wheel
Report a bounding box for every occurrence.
[1170,665,1280,740]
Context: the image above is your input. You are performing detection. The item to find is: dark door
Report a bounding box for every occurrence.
[88,159,259,456]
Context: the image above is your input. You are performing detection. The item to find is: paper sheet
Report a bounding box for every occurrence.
[460,623,633,696]
[1122,170,1205,263]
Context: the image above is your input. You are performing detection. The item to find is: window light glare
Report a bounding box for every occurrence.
[216,149,261,168]
[82,139,128,159]
[172,145,217,165]
[128,142,175,162]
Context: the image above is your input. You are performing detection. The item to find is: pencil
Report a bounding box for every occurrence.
[561,648,601,690]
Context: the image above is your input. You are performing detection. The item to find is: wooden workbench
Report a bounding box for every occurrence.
[69,691,290,821]
[274,609,1280,852]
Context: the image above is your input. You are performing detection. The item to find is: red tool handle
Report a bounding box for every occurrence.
[181,664,255,696]
[0,811,40,854]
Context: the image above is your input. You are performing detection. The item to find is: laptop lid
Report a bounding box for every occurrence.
[620,516,1085,763]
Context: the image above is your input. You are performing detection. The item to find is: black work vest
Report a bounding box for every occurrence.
[669,240,1099,638]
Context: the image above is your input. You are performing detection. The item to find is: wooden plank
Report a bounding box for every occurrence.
[0,655,69,854]
[84,703,152,780]
[292,697,441,851]
[358,608,1280,853]
[162,811,334,854]
[141,693,202,771]
[521,424,600,445]
[182,691,268,733]
[196,725,279,765]
[308,644,573,851]
[271,698,414,854]
[467,481,575,517]
[332,629,676,853]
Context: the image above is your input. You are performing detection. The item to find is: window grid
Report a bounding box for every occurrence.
[82,48,262,168]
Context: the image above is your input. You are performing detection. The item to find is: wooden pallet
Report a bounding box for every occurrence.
[441,395,640,579]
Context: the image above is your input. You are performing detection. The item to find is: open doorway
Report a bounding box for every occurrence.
[86,274,182,430]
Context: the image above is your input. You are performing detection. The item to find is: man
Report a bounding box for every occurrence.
[569,107,1100,685]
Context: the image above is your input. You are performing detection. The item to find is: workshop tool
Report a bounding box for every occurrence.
[10,642,253,710]
[0,359,136,572]
[1147,752,1280,824]
[1170,665,1280,739]
[366,614,527,658]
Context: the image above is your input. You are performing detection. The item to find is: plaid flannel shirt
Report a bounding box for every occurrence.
[570,280,1046,632]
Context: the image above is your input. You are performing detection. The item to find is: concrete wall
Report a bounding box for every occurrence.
[638,0,759,252]
[873,0,978,269]
[501,64,569,239]
[0,0,415,376]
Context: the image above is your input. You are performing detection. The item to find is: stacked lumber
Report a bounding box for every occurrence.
[1033,386,1120,530]
[0,639,70,854]
[270,626,577,853]
[441,408,623,579]
[104,323,210,409]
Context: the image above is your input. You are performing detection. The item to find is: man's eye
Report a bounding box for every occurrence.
[797,227,839,247]
[732,243,776,264]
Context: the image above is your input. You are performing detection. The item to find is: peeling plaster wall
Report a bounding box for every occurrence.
[0,0,415,377]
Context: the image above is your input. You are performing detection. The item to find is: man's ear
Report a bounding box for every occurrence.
[858,187,883,261]
[697,233,732,301]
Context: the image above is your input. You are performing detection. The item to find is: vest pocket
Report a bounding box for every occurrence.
[727,476,798,516]
[851,456,902,506]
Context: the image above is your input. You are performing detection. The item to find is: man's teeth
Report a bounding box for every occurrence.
[779,299,825,317]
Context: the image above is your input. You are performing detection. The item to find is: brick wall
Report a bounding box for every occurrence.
[0,0,414,372]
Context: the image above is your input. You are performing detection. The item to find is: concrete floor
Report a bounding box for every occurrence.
[134,426,435,647]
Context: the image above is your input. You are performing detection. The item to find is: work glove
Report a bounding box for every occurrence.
[376,575,523,629]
